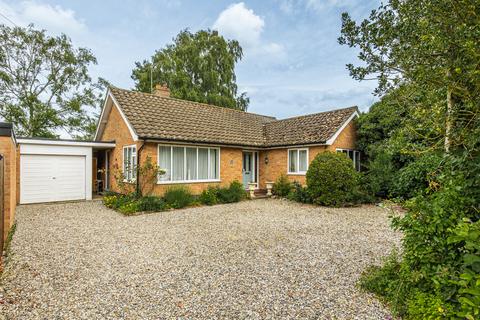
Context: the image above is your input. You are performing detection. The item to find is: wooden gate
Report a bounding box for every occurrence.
[0,154,4,253]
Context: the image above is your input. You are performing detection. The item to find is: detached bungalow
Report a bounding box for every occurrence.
[93,85,360,196]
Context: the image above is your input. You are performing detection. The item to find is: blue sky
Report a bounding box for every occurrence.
[0,0,380,119]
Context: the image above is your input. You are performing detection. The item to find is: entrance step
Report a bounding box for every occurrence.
[251,189,269,199]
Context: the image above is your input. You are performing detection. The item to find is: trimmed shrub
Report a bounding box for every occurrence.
[287,181,312,203]
[163,186,194,209]
[217,181,246,203]
[306,152,361,206]
[272,174,292,197]
[199,186,219,205]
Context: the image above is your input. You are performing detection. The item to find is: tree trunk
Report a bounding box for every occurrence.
[445,86,453,153]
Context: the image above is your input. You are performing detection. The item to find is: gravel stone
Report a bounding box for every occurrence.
[0,199,401,319]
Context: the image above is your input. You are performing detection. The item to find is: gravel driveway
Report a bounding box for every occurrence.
[0,199,401,319]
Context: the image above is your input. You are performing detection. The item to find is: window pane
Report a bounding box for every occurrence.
[132,153,137,179]
[348,150,354,161]
[198,148,208,179]
[209,148,218,179]
[299,150,308,172]
[172,147,184,181]
[355,151,361,171]
[186,147,197,180]
[123,148,128,176]
[158,146,171,181]
[289,150,297,172]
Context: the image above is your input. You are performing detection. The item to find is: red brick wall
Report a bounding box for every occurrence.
[0,136,17,244]
[259,120,357,188]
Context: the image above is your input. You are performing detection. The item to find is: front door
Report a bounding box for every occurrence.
[242,151,258,189]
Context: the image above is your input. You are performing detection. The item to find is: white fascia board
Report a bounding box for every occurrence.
[325,111,359,145]
[17,139,116,148]
[94,90,138,142]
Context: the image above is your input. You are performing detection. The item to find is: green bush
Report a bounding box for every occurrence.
[306,152,361,206]
[407,291,454,319]
[391,153,443,199]
[103,193,136,210]
[272,174,292,197]
[361,150,397,198]
[199,186,219,205]
[217,181,246,203]
[163,186,194,209]
[118,201,140,215]
[287,181,312,203]
[136,196,167,212]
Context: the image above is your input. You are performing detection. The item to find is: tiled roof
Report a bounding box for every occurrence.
[264,107,359,147]
[109,87,358,147]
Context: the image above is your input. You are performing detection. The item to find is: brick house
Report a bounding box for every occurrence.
[94,85,360,196]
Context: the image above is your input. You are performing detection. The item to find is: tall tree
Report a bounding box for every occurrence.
[338,0,480,153]
[0,24,104,138]
[132,29,249,111]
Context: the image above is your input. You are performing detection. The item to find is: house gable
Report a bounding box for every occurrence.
[95,91,138,142]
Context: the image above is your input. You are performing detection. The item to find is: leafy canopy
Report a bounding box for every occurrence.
[339,0,480,152]
[340,0,480,318]
[0,24,105,138]
[132,29,249,111]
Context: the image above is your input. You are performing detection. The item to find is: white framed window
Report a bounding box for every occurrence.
[336,148,361,171]
[157,145,220,183]
[288,148,309,174]
[123,145,137,182]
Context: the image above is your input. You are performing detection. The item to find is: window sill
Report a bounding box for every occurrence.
[122,179,136,184]
[287,172,306,176]
[156,179,221,185]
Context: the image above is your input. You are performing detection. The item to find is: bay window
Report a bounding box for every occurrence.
[123,145,137,181]
[288,148,309,174]
[158,145,220,182]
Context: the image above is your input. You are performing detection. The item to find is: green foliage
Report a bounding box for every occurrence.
[163,186,194,209]
[2,222,17,264]
[448,219,480,320]
[359,251,408,314]
[287,181,312,204]
[198,182,246,205]
[104,181,246,215]
[199,186,219,206]
[216,181,246,203]
[407,291,454,319]
[340,1,480,317]
[272,174,292,197]
[391,153,443,199]
[135,196,167,212]
[132,29,249,110]
[306,152,361,206]
[0,24,106,138]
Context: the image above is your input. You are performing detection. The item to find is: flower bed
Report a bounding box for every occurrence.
[103,181,246,215]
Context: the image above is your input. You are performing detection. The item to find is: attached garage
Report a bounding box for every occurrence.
[17,139,115,204]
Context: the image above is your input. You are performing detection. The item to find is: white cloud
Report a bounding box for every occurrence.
[0,1,86,35]
[213,2,284,58]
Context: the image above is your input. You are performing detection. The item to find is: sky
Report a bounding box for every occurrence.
[0,0,381,119]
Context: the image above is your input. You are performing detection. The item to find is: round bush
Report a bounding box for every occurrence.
[306,152,361,206]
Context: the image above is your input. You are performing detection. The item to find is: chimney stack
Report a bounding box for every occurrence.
[153,83,170,97]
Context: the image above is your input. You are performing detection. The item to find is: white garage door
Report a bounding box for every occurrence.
[20,154,86,204]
